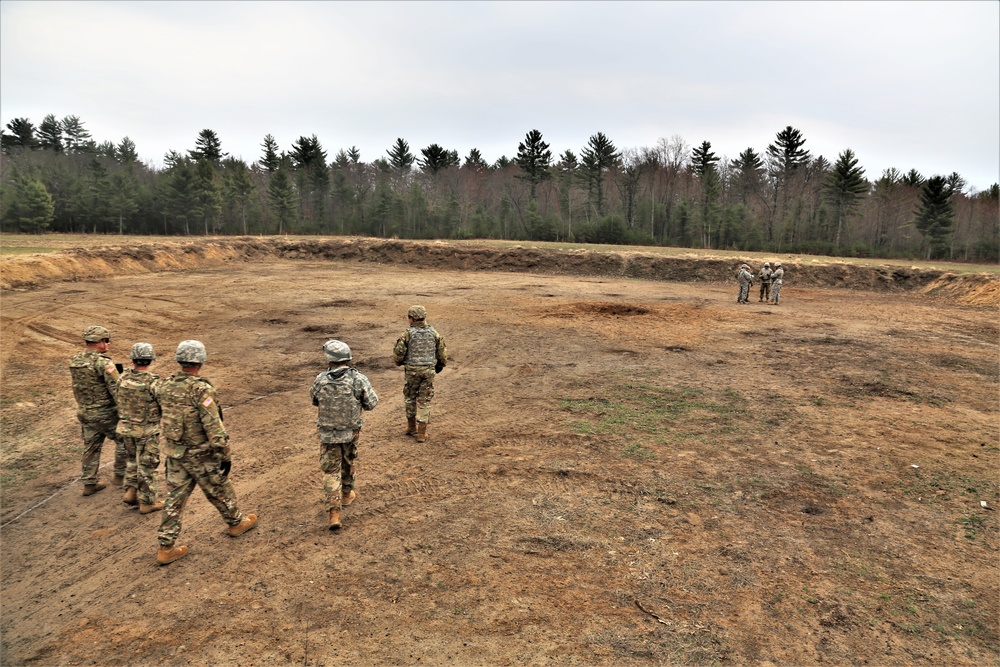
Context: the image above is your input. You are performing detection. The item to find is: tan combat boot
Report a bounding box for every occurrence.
[329,508,342,530]
[406,417,417,436]
[342,490,356,507]
[139,501,164,514]
[416,422,428,443]
[157,544,189,565]
[82,481,107,496]
[122,487,138,507]
[228,513,258,537]
[111,473,124,486]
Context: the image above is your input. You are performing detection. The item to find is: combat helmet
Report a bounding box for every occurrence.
[129,342,156,362]
[774,262,782,268]
[175,340,207,364]
[82,325,110,342]
[323,339,352,363]
[407,305,427,321]
[763,262,770,267]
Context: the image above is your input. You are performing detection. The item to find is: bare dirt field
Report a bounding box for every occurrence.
[1,237,998,666]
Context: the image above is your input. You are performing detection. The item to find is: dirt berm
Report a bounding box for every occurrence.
[1,236,997,304]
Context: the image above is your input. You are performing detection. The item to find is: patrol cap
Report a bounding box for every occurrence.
[129,342,156,361]
[407,305,427,320]
[82,325,111,342]
[175,340,207,364]
[323,339,352,363]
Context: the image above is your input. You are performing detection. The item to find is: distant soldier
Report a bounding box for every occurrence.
[69,325,124,496]
[736,264,754,304]
[115,342,164,514]
[770,262,785,305]
[757,262,773,302]
[310,340,379,530]
[393,305,447,442]
[156,340,257,566]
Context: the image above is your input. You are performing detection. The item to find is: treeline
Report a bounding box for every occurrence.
[1,115,997,261]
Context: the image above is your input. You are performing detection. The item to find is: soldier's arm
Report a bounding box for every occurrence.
[436,333,448,367]
[359,376,379,411]
[392,331,409,366]
[101,356,121,399]
[194,384,228,449]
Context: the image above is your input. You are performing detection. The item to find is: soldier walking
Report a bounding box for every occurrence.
[115,342,164,514]
[393,305,447,442]
[310,340,378,530]
[770,262,785,304]
[69,325,124,496]
[156,340,257,565]
[757,262,773,302]
[736,264,754,304]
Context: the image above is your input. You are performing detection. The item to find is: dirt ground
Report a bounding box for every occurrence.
[1,239,998,666]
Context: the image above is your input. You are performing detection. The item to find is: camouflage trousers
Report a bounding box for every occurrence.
[122,433,160,505]
[771,282,782,304]
[737,283,751,303]
[320,431,359,511]
[759,282,771,301]
[403,365,436,423]
[78,412,123,485]
[158,448,244,547]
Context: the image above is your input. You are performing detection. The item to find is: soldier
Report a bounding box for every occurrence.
[155,340,257,566]
[115,342,164,514]
[736,264,754,304]
[69,325,124,496]
[393,305,447,443]
[310,340,379,530]
[757,262,773,302]
[770,262,785,305]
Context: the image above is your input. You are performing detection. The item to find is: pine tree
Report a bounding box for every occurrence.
[37,114,63,152]
[464,148,489,172]
[580,132,620,216]
[690,141,720,247]
[2,118,35,152]
[387,138,414,171]
[514,129,553,200]
[61,116,92,153]
[260,134,280,172]
[914,176,955,259]
[116,137,139,165]
[268,165,297,234]
[194,158,223,234]
[417,144,459,174]
[2,169,55,232]
[189,129,226,162]
[106,170,139,234]
[222,158,254,235]
[823,149,868,248]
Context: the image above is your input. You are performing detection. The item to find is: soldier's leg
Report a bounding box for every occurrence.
[320,442,344,512]
[415,373,435,424]
[113,432,127,481]
[136,434,160,505]
[122,436,139,490]
[193,453,245,527]
[403,370,420,421]
[341,433,359,496]
[79,420,108,485]
[158,457,195,547]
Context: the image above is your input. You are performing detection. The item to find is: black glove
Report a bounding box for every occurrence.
[220,459,232,478]
[435,361,444,373]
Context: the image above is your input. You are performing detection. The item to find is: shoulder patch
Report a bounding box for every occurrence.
[202,396,214,408]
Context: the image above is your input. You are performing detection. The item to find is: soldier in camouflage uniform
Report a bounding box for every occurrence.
[736,264,754,304]
[155,340,257,566]
[393,305,447,443]
[310,340,379,530]
[69,325,124,496]
[757,262,773,302]
[115,342,164,514]
[770,262,784,305]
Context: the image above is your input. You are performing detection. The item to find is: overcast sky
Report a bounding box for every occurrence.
[2,1,998,191]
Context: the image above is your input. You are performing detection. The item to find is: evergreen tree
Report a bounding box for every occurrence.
[464,148,489,172]
[691,141,720,247]
[556,149,579,240]
[2,117,36,152]
[730,147,765,206]
[690,140,720,177]
[823,148,868,248]
[189,129,226,162]
[106,170,139,234]
[901,169,925,187]
[223,157,254,234]
[116,137,139,165]
[387,138,414,171]
[268,165,297,234]
[580,132,620,216]
[37,114,63,152]
[494,155,512,170]
[194,158,223,234]
[514,129,553,200]
[61,116,92,153]
[913,176,955,258]
[260,134,280,172]
[164,159,199,235]
[418,143,459,174]
[2,169,55,232]
[766,126,811,174]
[346,146,362,164]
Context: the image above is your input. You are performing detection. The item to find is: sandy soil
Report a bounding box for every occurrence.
[0,239,997,666]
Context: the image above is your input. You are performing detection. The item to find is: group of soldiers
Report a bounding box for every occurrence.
[736,261,784,304]
[68,305,446,566]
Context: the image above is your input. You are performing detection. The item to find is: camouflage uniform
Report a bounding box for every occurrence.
[157,370,246,547]
[736,265,754,304]
[115,368,161,505]
[311,364,378,511]
[757,264,773,302]
[69,345,123,485]
[770,265,784,304]
[393,314,447,425]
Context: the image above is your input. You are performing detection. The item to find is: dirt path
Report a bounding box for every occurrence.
[1,250,997,666]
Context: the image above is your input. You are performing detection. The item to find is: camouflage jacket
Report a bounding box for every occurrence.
[758,267,773,284]
[69,349,120,417]
[311,366,378,443]
[158,371,227,459]
[115,369,161,438]
[772,267,785,284]
[393,323,447,369]
[737,269,754,286]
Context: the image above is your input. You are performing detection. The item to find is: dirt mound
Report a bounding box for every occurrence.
[2,237,997,305]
